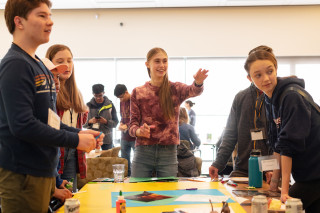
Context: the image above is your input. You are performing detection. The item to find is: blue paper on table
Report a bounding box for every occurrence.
[111,189,235,207]
[129,176,179,183]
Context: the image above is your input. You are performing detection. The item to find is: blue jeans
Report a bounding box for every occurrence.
[120,139,135,176]
[101,143,113,150]
[131,145,178,178]
[60,148,77,192]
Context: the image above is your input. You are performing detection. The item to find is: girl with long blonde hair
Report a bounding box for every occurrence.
[128,47,208,177]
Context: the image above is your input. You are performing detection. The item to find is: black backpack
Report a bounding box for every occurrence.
[177,142,199,177]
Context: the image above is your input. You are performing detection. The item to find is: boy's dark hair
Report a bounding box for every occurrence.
[92,84,104,94]
[114,84,127,97]
[5,0,52,34]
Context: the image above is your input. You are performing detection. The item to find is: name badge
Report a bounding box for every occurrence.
[258,155,280,171]
[48,108,60,130]
[250,128,266,141]
[92,123,100,130]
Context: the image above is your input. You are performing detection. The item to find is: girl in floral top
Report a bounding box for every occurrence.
[129,47,208,177]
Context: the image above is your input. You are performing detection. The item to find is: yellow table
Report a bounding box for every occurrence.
[57,181,246,213]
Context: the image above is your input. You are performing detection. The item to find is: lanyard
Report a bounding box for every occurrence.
[254,89,263,129]
[253,89,263,149]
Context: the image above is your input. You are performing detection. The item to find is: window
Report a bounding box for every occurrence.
[296,64,320,104]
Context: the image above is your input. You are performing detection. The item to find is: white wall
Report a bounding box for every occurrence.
[1,5,320,58]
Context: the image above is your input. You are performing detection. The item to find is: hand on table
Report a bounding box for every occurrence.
[280,193,292,203]
[209,165,219,180]
[265,171,273,184]
[53,187,73,202]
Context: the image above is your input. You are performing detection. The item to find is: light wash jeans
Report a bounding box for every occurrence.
[131,144,178,178]
[120,139,135,176]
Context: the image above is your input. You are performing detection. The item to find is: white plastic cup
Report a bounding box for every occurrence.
[112,164,125,183]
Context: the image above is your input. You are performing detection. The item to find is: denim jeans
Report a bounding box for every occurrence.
[120,139,135,176]
[131,144,178,178]
[101,143,113,151]
[60,148,77,192]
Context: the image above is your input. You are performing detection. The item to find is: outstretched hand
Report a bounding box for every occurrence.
[193,68,209,85]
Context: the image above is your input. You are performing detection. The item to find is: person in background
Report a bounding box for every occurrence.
[129,47,208,178]
[85,84,119,150]
[209,83,272,179]
[185,100,196,126]
[179,107,201,150]
[245,45,320,212]
[114,84,136,176]
[46,44,88,192]
[0,0,103,212]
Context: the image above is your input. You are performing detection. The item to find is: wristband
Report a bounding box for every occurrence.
[194,82,203,87]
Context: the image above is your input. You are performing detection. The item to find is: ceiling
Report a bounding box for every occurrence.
[1,0,320,9]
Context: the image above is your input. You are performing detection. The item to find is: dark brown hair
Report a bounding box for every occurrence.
[179,107,189,126]
[185,100,195,107]
[146,47,174,120]
[5,0,52,34]
[46,44,86,113]
[244,45,277,75]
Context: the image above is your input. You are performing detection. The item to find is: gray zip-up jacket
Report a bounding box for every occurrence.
[212,84,271,174]
[85,96,118,145]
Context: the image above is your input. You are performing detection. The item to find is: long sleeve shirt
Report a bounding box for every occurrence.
[129,81,203,146]
[0,43,79,177]
[212,85,270,174]
[120,99,136,141]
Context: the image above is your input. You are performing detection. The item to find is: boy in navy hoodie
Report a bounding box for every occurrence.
[0,1,103,212]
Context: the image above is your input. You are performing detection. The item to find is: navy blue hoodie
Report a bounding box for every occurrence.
[0,43,80,177]
[265,77,320,182]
